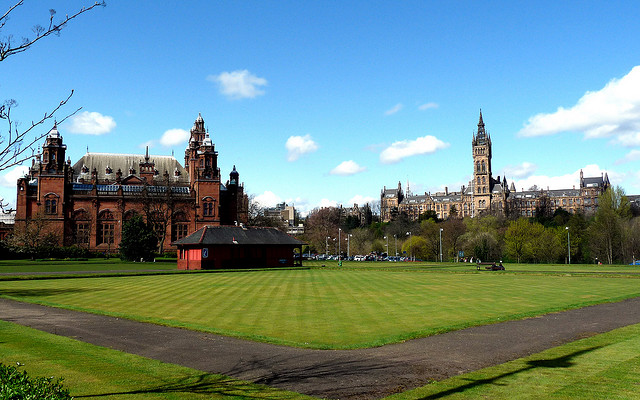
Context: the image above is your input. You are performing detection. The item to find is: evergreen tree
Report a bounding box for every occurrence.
[119,216,158,261]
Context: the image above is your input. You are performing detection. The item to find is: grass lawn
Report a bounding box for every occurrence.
[389,322,640,399]
[0,258,175,274]
[2,316,639,400]
[308,260,640,275]
[0,268,639,349]
[0,320,309,400]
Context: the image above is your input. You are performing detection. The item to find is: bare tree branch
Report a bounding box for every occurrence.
[0,1,105,212]
[0,1,106,61]
[0,90,80,172]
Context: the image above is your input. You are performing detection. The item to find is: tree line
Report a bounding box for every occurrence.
[300,187,640,265]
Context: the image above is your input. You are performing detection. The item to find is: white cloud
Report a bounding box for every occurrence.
[208,69,267,100]
[612,132,640,147]
[67,111,116,135]
[318,198,338,208]
[380,135,449,164]
[418,102,439,111]
[347,194,375,206]
[511,164,611,192]
[518,66,640,144]
[330,160,366,176]
[160,128,190,147]
[1,165,29,188]
[500,162,537,179]
[285,135,318,161]
[385,103,403,116]
[616,149,640,165]
[254,191,281,208]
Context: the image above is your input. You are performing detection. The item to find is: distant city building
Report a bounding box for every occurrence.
[381,111,612,222]
[15,114,248,252]
[341,203,374,226]
[264,202,304,235]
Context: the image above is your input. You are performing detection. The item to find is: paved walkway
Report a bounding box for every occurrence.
[1,297,640,399]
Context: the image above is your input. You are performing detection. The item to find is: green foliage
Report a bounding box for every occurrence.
[0,363,71,400]
[119,215,158,262]
[588,186,631,264]
[418,209,439,222]
[401,235,430,260]
[504,218,530,263]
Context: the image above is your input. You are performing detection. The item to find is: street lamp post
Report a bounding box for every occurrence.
[346,234,352,258]
[326,236,330,257]
[406,231,412,261]
[394,234,397,256]
[384,236,389,257]
[439,228,443,262]
[338,228,342,261]
[566,226,571,264]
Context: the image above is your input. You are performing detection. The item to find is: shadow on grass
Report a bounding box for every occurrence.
[74,373,298,399]
[417,346,603,399]
[0,288,102,298]
[76,355,398,399]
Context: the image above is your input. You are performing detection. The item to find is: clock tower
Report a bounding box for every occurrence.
[472,110,492,215]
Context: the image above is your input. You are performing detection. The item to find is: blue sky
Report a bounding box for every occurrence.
[2,1,640,214]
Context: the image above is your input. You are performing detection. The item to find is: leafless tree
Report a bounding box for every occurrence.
[0,1,105,210]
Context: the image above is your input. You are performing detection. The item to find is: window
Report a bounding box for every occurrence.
[202,199,215,217]
[74,223,90,245]
[44,199,57,214]
[72,210,90,245]
[97,210,115,245]
[98,222,114,244]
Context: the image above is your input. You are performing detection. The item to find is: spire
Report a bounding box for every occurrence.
[477,109,486,136]
[145,145,149,161]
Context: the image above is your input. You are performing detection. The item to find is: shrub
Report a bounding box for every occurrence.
[0,363,72,400]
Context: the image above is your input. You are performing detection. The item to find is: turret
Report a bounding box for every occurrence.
[41,122,67,174]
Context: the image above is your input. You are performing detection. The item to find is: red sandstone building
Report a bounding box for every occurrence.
[15,114,248,253]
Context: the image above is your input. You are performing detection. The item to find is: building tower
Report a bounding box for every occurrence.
[16,123,70,243]
[472,110,492,214]
[184,113,221,227]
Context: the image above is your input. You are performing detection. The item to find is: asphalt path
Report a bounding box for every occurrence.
[1,297,640,399]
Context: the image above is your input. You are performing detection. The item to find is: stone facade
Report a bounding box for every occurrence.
[15,114,248,253]
[381,111,611,222]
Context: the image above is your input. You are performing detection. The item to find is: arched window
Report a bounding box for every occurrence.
[202,197,215,217]
[73,209,90,245]
[482,176,486,184]
[97,210,115,245]
[476,162,480,172]
[44,193,59,214]
[123,210,138,222]
[481,161,486,172]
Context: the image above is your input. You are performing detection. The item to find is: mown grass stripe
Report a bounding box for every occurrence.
[1,269,639,349]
